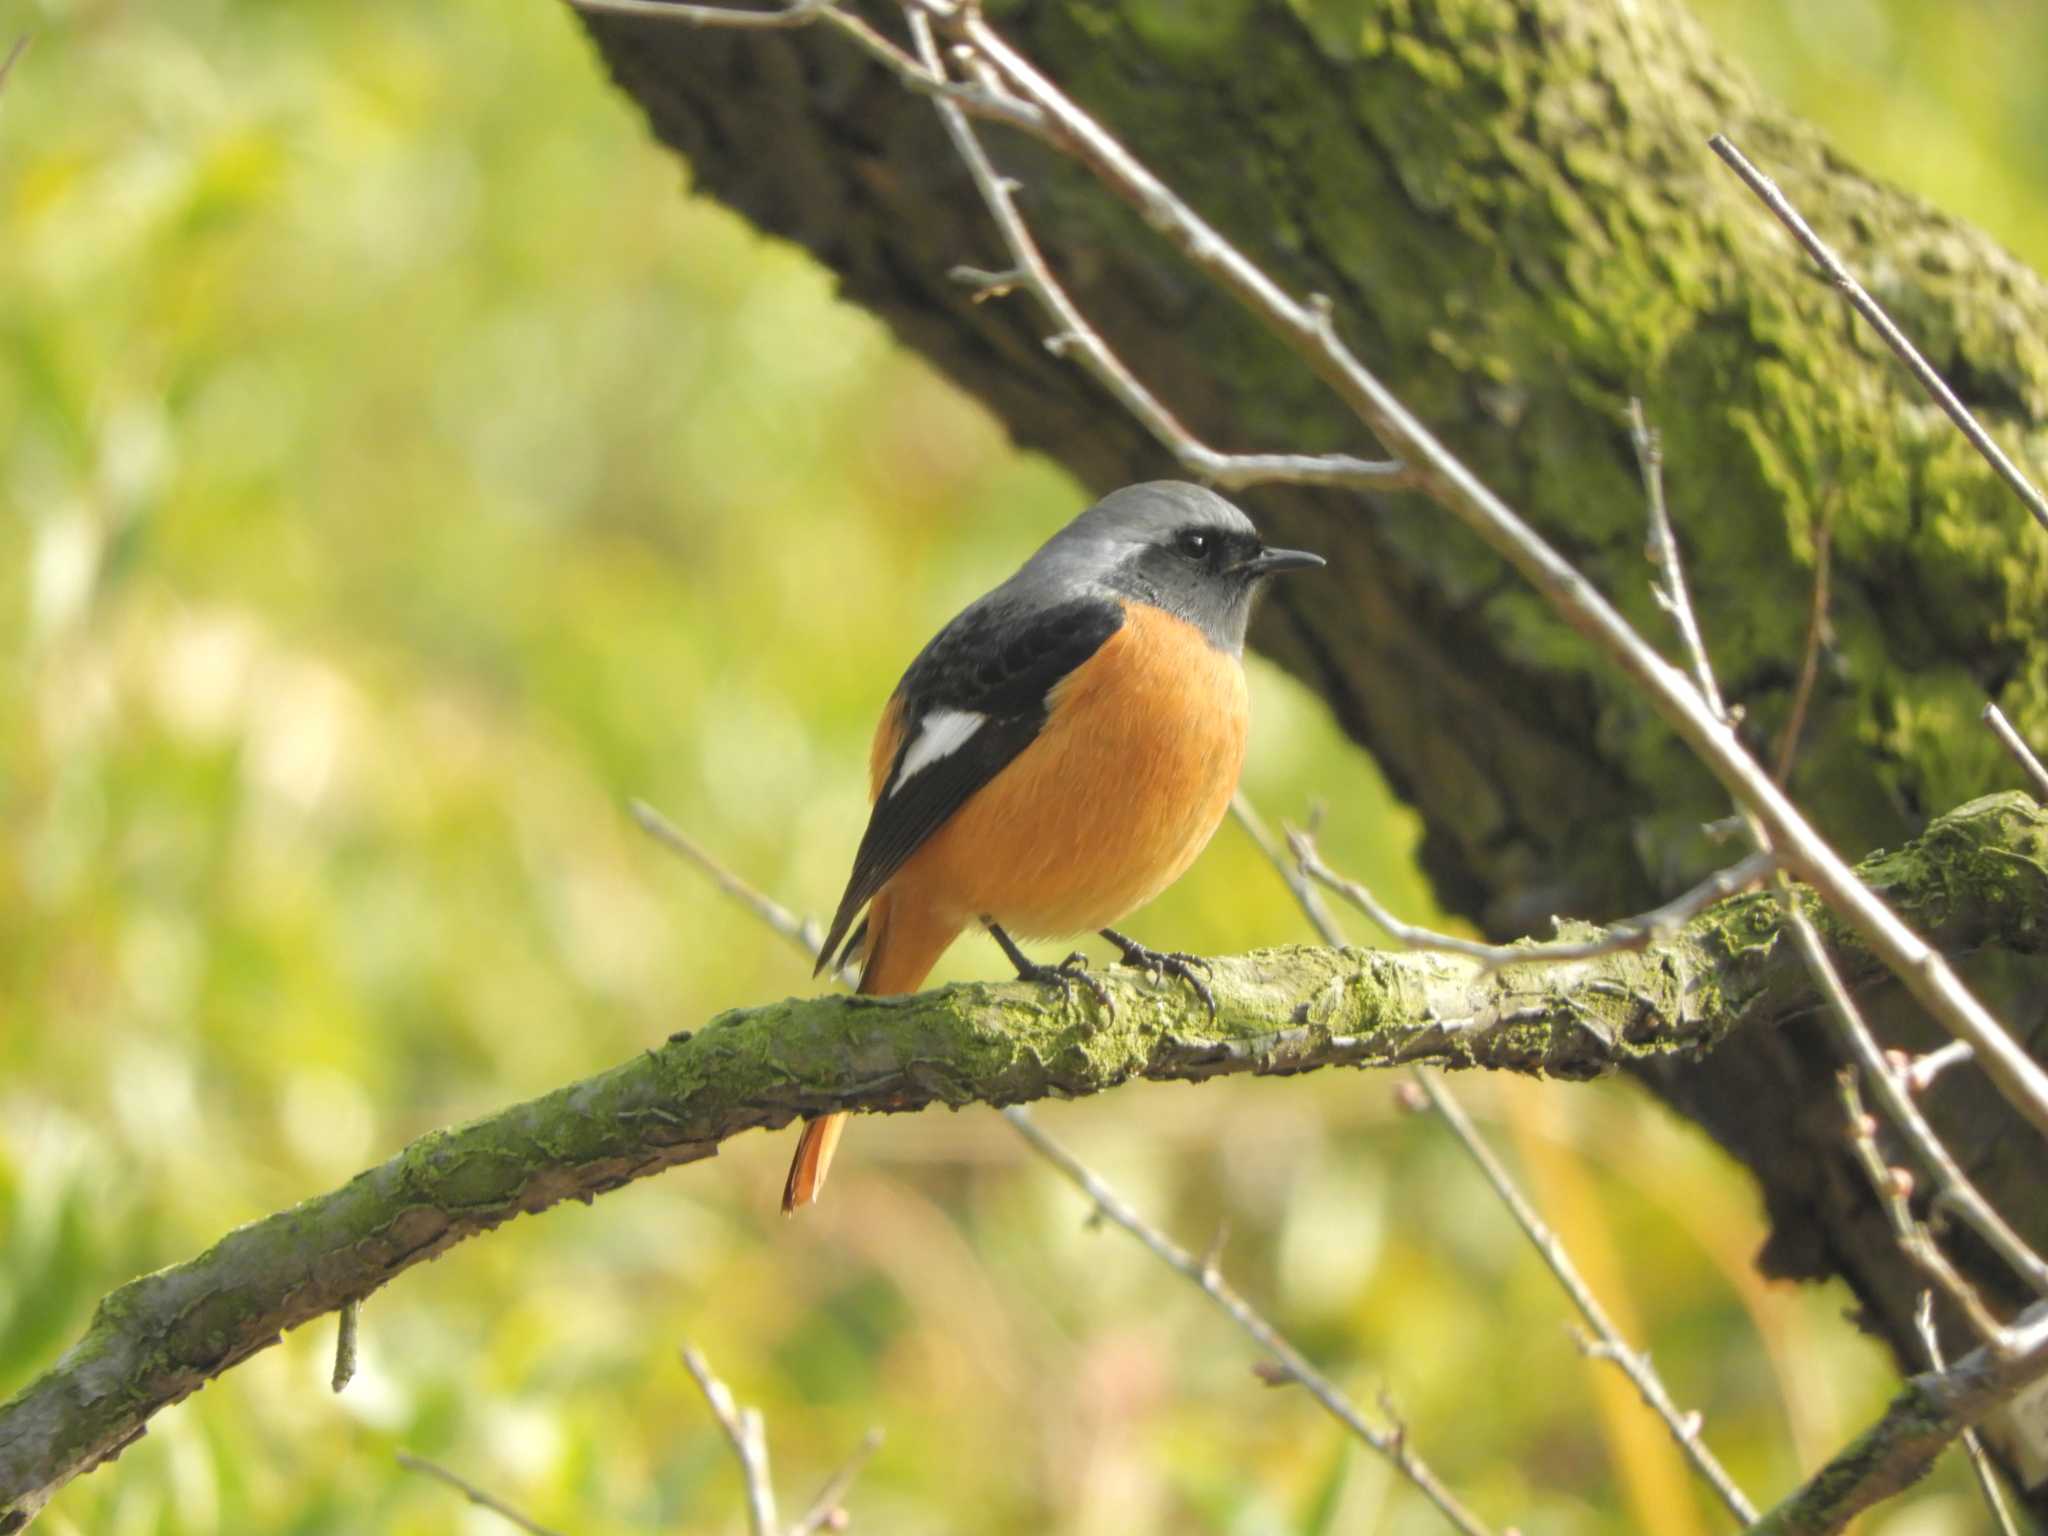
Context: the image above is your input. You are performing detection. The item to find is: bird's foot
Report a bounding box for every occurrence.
[985,921,1114,1015]
[1100,928,1216,1018]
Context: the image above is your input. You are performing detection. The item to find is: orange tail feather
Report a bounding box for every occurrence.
[782,1112,845,1213]
[781,887,957,1213]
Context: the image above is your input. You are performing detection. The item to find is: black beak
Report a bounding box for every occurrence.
[1242,545,1326,577]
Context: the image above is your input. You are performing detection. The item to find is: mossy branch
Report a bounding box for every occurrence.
[1748,1302,2048,1536]
[4,793,2046,1529]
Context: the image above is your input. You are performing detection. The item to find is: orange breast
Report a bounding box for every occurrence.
[884,602,1249,937]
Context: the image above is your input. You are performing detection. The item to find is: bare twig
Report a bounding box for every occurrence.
[1983,703,2048,802]
[1773,501,1833,786]
[567,0,1051,140]
[1633,399,1730,725]
[26,796,2039,1525]
[0,35,27,97]
[1228,795,1351,945]
[999,1107,1495,1536]
[1419,1075,1757,1524]
[1788,899,2048,1306]
[570,0,827,25]
[1292,828,1773,975]
[1914,1293,2023,1536]
[1634,412,2046,1313]
[396,1452,568,1536]
[1236,797,1756,1523]
[927,8,2048,1145]
[330,1298,359,1394]
[1903,1040,1975,1095]
[636,799,1489,1533]
[681,1344,779,1536]
[630,798,850,978]
[1746,1303,2048,1535]
[909,12,1409,494]
[1708,134,2048,537]
[1838,1072,2008,1345]
[790,1428,884,1536]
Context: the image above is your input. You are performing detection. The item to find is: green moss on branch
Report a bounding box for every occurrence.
[3,793,2044,1527]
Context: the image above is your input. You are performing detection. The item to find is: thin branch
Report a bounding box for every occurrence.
[1787,896,2048,1305]
[1293,829,1774,975]
[1746,1303,2048,1536]
[566,0,1051,140]
[681,1344,779,1536]
[569,0,827,24]
[1983,703,2048,802]
[639,796,1487,1532]
[1772,499,1834,785]
[0,35,27,97]
[1228,794,1350,947]
[909,13,1409,494]
[1633,399,1729,725]
[1837,1072,2008,1346]
[1642,395,2046,1314]
[1235,798,1756,1524]
[1914,1293,2023,1536]
[935,8,2048,1147]
[999,1107,1494,1536]
[7,796,2046,1521]
[1708,134,2048,538]
[789,1428,884,1536]
[1418,1074,1757,1524]
[396,1452,568,1536]
[630,798,849,979]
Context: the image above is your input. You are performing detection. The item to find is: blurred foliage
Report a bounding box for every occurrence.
[1,0,2040,1533]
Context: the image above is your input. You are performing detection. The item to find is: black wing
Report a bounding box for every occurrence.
[816,593,1124,974]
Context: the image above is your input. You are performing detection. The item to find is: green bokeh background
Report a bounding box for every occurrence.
[3,2,2042,1532]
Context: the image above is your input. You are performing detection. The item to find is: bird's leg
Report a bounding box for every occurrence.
[1099,927,1216,1018]
[984,919,1113,1014]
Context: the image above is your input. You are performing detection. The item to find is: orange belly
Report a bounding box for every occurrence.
[883,602,1249,938]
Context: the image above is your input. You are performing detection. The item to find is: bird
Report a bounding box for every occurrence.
[784,481,1325,1212]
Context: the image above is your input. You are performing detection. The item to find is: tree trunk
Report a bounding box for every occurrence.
[573,0,2048,1506]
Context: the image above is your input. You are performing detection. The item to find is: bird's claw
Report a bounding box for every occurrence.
[1013,950,1115,1015]
[1101,929,1217,1018]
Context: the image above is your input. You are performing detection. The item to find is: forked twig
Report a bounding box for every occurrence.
[632,803,1493,1535]
[1633,399,1729,725]
[566,0,1051,139]
[1000,1107,1494,1536]
[1914,1293,2022,1536]
[1748,1304,2048,1536]
[917,6,2048,1143]
[681,1343,780,1536]
[1790,900,2048,1308]
[1236,798,1756,1523]
[908,11,1408,493]
[790,1428,884,1536]
[1293,828,1772,976]
[595,0,2048,1167]
[1837,1072,2008,1346]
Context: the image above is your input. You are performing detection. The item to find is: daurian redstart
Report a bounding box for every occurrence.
[785,481,1324,1211]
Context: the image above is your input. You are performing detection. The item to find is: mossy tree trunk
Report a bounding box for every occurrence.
[574,0,2048,1508]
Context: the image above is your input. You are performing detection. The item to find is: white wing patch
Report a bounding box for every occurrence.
[890,708,987,796]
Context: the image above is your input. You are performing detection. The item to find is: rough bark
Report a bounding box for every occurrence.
[569,0,2048,1503]
[1,793,2043,1527]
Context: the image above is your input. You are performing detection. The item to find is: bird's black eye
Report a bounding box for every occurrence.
[1174,528,1213,561]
